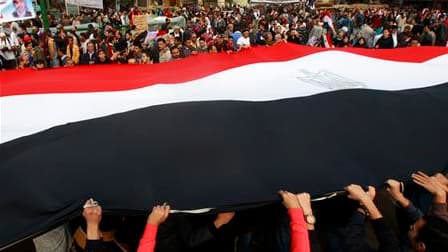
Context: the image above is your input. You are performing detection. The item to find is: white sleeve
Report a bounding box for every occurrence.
[392,33,398,48]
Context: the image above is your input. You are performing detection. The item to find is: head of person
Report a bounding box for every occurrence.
[115,30,121,39]
[209,45,217,53]
[80,33,87,42]
[65,58,74,67]
[191,33,197,42]
[98,50,107,62]
[383,28,391,38]
[274,33,282,42]
[290,29,298,37]
[67,36,74,45]
[410,216,448,252]
[216,34,224,44]
[35,60,45,69]
[171,47,181,59]
[127,58,137,64]
[13,0,27,13]
[133,45,141,55]
[242,29,249,38]
[199,38,206,48]
[125,31,132,40]
[265,32,273,41]
[404,25,411,33]
[410,38,420,47]
[358,37,366,46]
[87,42,96,53]
[141,52,149,64]
[25,42,33,51]
[157,38,167,51]
[174,37,182,48]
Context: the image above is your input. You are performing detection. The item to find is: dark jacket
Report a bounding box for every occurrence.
[80,52,98,65]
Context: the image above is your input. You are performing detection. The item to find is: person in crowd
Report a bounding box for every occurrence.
[66,36,80,65]
[58,49,69,67]
[420,25,436,46]
[375,28,395,49]
[197,38,209,53]
[237,29,251,50]
[80,41,98,65]
[342,183,401,252]
[278,190,314,252]
[47,32,60,67]
[97,49,112,64]
[353,37,367,48]
[385,171,448,252]
[171,47,182,60]
[136,204,170,252]
[157,38,172,63]
[0,32,18,70]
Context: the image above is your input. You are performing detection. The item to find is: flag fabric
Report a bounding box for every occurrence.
[1,43,448,249]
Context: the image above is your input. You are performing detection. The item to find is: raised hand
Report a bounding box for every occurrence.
[82,198,102,226]
[412,171,445,195]
[296,193,312,215]
[385,179,410,207]
[345,184,373,203]
[147,204,170,226]
[279,190,300,209]
[82,198,102,240]
[214,211,235,229]
[412,171,446,203]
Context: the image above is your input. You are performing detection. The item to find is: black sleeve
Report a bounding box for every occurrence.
[341,211,370,252]
[176,215,215,248]
[308,230,322,252]
[371,218,401,252]
[85,240,105,252]
[156,215,215,250]
[79,54,87,65]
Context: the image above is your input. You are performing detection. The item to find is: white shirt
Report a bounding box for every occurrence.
[237,36,250,47]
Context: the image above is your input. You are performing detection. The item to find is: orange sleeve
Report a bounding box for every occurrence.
[288,208,310,252]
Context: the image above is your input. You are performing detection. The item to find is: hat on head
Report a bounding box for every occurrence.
[23,35,32,43]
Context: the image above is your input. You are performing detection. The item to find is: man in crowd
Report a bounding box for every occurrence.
[80,41,98,65]
[157,37,172,63]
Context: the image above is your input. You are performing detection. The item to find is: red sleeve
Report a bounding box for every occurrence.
[137,224,158,252]
[288,208,311,252]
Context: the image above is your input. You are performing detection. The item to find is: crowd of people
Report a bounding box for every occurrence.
[0,3,447,70]
[16,170,445,252]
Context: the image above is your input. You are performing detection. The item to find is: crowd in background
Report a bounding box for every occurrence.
[0,3,447,70]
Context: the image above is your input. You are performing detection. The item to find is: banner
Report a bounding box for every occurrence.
[250,0,301,4]
[65,1,80,16]
[67,0,103,9]
[0,0,36,23]
[133,14,148,33]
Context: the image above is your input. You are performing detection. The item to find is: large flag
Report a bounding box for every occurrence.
[1,43,448,249]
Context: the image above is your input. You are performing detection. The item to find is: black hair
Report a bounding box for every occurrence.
[157,38,166,44]
[417,216,448,252]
